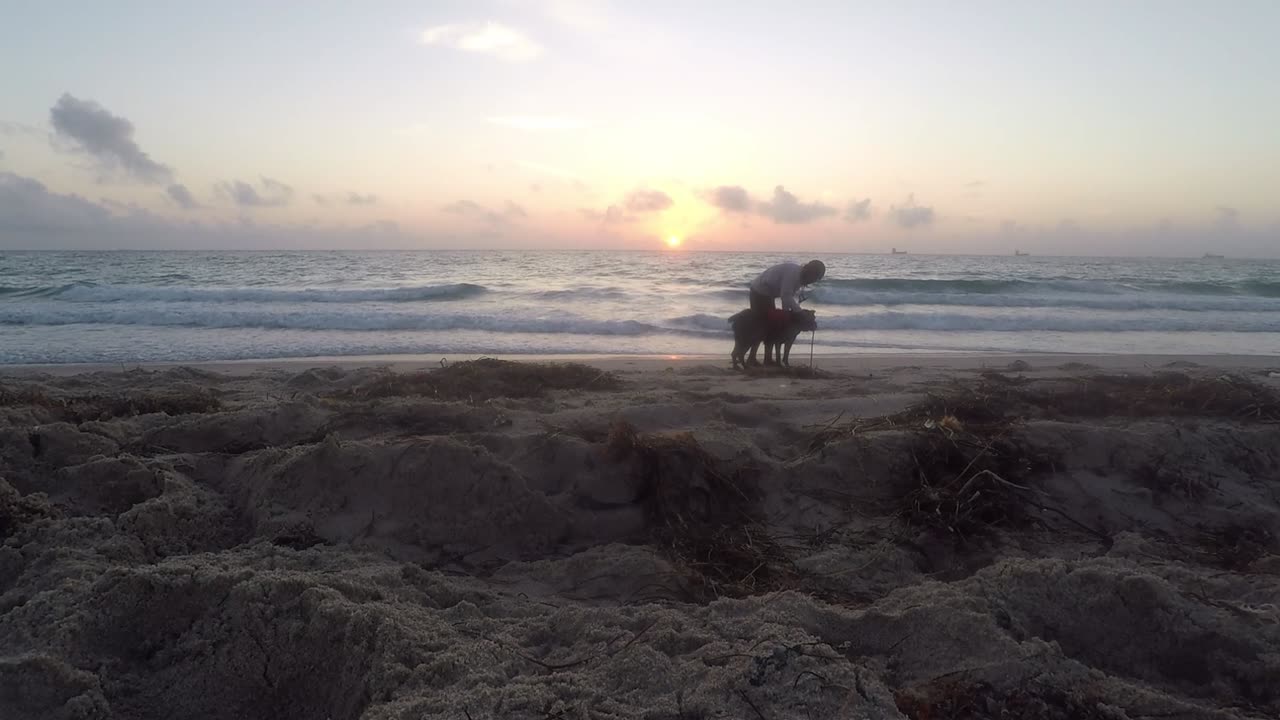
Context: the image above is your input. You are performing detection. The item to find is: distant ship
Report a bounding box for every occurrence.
[891,247,908,255]
[1202,253,1225,259]
[1014,249,1029,256]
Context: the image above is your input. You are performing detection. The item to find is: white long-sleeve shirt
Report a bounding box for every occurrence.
[750,262,805,311]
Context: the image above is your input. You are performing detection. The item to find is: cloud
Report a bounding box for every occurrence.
[0,120,42,137]
[624,189,673,213]
[706,185,752,213]
[889,194,935,228]
[1,171,418,250]
[579,188,672,224]
[487,116,584,131]
[313,192,376,206]
[844,198,872,223]
[218,177,294,208]
[443,199,526,226]
[1,172,112,234]
[421,22,543,62]
[758,185,836,224]
[580,205,629,224]
[49,94,173,184]
[166,184,199,210]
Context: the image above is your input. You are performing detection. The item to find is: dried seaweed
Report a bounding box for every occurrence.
[340,359,621,401]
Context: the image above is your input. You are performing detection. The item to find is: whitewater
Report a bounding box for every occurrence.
[2,250,1279,364]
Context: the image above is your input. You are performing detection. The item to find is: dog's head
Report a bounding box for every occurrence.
[790,308,817,332]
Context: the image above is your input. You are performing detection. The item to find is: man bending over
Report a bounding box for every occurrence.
[744,259,826,365]
[749,259,826,314]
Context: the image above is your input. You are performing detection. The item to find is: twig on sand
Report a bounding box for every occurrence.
[1031,502,1111,543]
[736,688,769,720]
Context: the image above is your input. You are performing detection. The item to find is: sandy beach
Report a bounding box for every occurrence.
[3,353,1279,719]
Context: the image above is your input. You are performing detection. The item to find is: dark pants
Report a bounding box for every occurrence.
[749,289,776,315]
[747,290,775,362]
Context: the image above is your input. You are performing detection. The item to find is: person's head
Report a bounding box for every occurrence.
[801,260,826,285]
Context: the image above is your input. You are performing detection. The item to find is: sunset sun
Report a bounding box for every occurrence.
[665,235,682,248]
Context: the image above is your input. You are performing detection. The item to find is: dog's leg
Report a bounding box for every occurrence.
[782,340,792,367]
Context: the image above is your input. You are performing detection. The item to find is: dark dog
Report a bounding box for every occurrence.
[729,308,817,370]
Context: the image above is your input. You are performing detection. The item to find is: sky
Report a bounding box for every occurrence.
[1,0,1278,255]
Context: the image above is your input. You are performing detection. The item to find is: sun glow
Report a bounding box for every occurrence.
[665,235,682,248]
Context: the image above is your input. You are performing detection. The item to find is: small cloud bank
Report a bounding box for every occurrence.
[844,198,872,223]
[443,199,527,226]
[705,184,836,224]
[219,177,294,208]
[706,185,752,213]
[758,185,836,224]
[0,171,406,249]
[314,192,379,206]
[889,194,935,228]
[49,93,172,184]
[1,172,110,233]
[0,121,42,137]
[166,184,199,210]
[421,23,543,62]
[624,189,673,213]
[579,206,628,224]
[581,188,674,224]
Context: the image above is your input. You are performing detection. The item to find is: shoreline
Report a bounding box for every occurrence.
[3,350,1277,377]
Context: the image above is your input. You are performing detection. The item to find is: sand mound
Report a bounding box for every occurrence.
[2,363,1278,719]
[339,359,621,401]
[222,435,576,564]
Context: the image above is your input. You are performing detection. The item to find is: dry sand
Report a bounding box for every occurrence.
[2,354,1279,719]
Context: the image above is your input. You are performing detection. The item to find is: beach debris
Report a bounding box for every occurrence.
[337,358,622,401]
[0,381,221,422]
[898,431,1047,543]
[605,420,794,601]
[905,371,1280,425]
[1197,524,1277,571]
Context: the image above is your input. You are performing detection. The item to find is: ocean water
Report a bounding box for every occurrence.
[2,250,1279,364]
